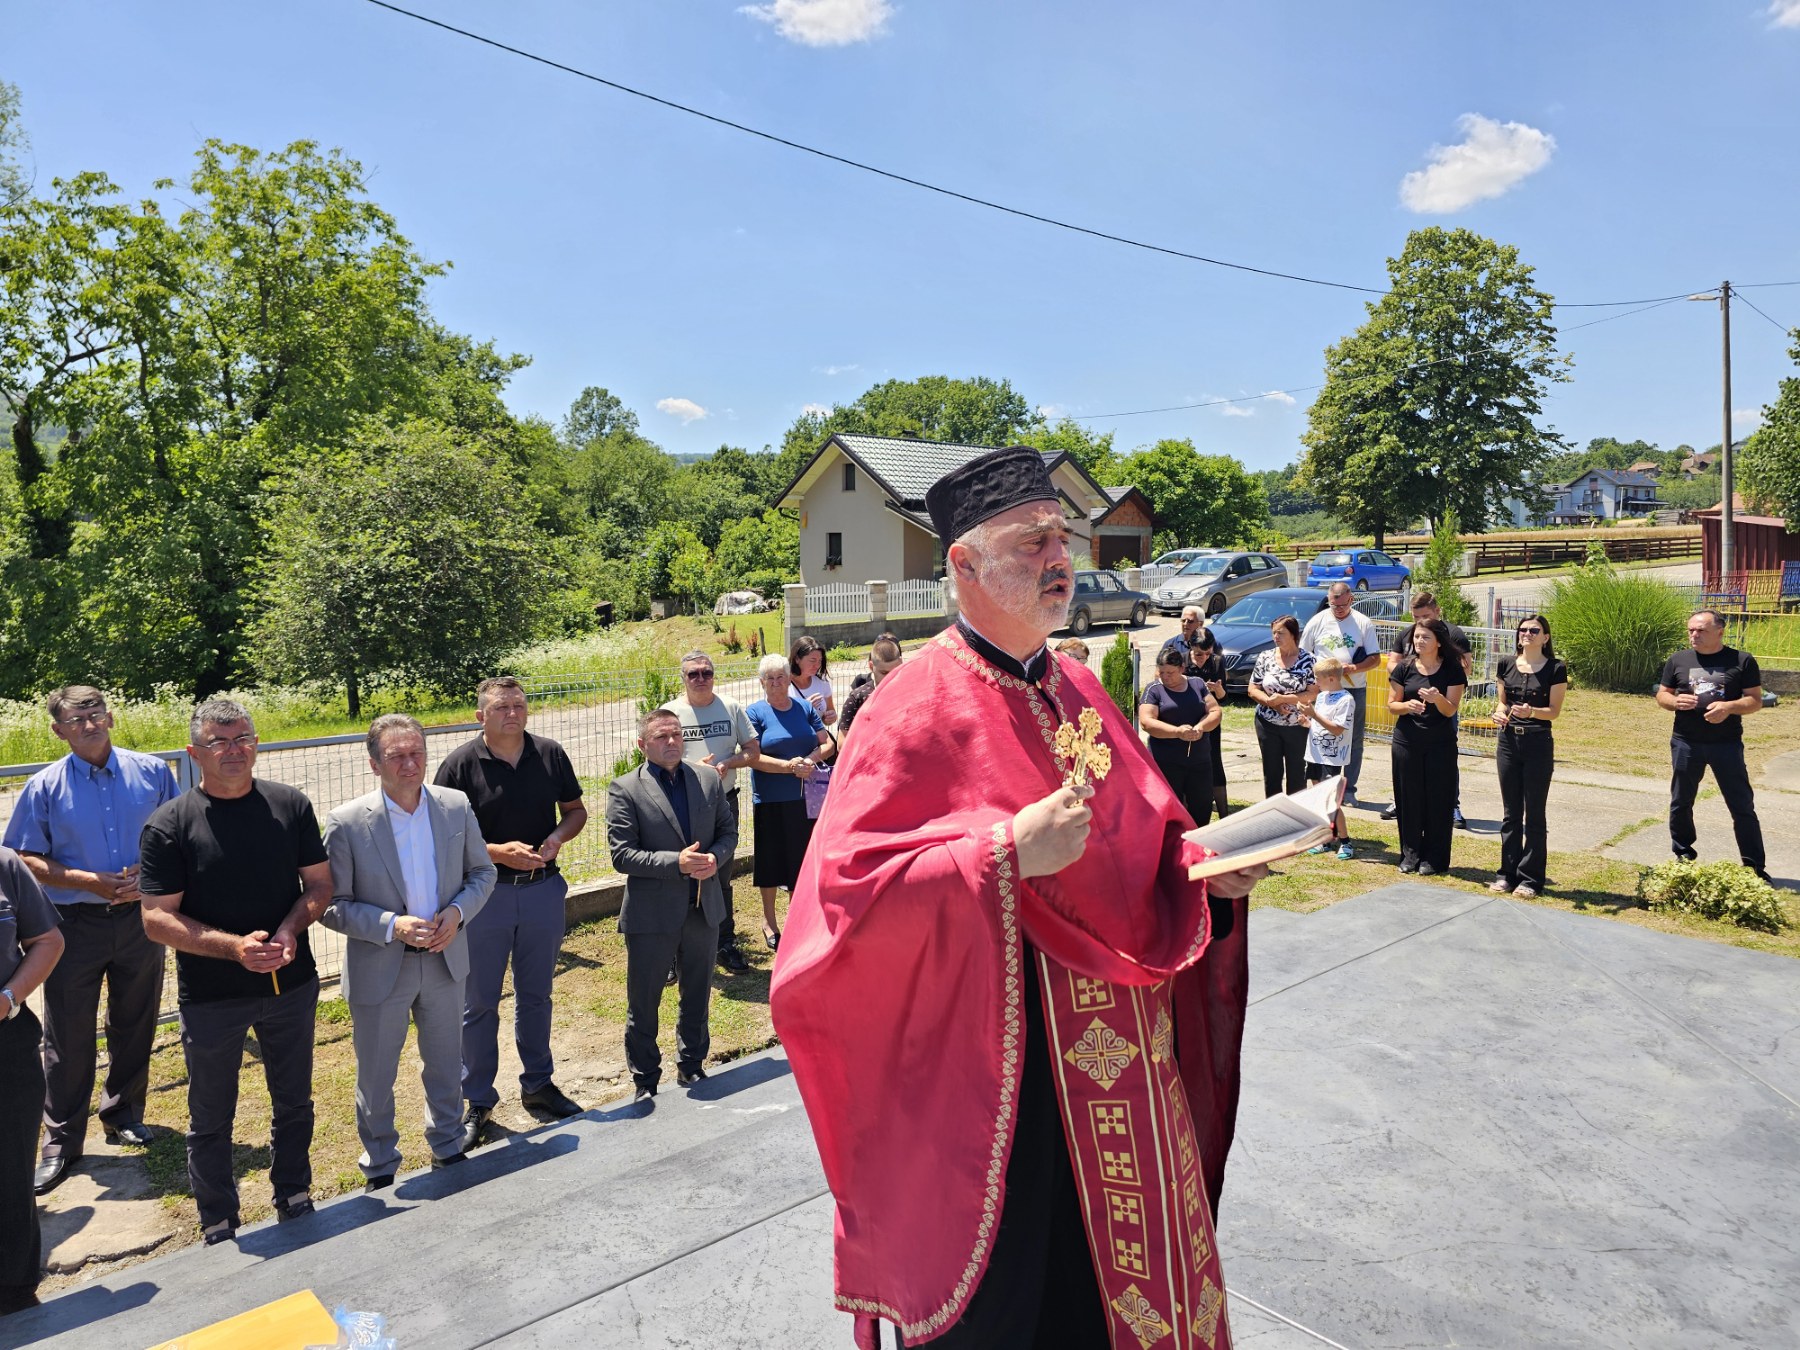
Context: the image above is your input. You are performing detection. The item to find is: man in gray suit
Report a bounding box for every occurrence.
[606,708,737,1102]
[321,715,497,1189]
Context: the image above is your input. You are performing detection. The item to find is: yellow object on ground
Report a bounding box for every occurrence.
[145,1289,338,1349]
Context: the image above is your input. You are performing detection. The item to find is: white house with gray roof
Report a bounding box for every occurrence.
[775,434,1131,586]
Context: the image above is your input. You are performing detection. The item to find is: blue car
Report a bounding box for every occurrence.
[1305,548,1409,593]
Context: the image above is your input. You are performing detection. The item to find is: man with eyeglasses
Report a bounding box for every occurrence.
[137,699,333,1247]
[1656,609,1768,878]
[660,651,758,973]
[3,687,178,1196]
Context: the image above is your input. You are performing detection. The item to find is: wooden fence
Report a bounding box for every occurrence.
[1263,528,1701,574]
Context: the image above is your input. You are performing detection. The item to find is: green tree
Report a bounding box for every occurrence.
[1737,329,1800,521]
[634,521,713,613]
[778,375,1038,471]
[0,80,28,207]
[1408,514,1477,625]
[1016,418,1118,480]
[561,385,639,446]
[1299,227,1570,545]
[248,420,556,717]
[716,508,800,596]
[1115,440,1267,548]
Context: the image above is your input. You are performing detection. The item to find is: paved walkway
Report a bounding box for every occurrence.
[10,884,1795,1348]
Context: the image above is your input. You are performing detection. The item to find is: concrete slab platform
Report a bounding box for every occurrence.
[7,886,1796,1350]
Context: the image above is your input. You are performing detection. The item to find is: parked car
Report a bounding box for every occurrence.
[1305,548,1410,593]
[1061,570,1152,635]
[1145,547,1223,572]
[1211,587,1403,695]
[1152,551,1289,617]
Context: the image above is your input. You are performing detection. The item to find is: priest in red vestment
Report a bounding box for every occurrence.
[771,446,1268,1350]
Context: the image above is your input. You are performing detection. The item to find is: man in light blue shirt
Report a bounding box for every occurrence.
[3,685,178,1194]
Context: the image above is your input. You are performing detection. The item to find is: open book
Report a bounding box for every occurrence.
[1183,774,1345,880]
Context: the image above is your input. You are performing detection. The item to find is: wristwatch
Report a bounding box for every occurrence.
[2,988,18,1020]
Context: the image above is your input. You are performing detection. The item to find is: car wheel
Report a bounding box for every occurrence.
[1207,594,1227,617]
[1131,602,1148,627]
[1070,607,1092,636]
[1355,578,1369,592]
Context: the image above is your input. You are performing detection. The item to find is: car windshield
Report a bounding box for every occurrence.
[1175,556,1229,577]
[1216,593,1320,626]
[1315,552,1353,566]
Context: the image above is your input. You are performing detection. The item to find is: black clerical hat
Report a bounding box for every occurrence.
[925,445,1059,550]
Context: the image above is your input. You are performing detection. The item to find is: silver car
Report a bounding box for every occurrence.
[1152,550,1289,617]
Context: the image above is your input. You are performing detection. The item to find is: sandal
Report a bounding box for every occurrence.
[763,927,781,951]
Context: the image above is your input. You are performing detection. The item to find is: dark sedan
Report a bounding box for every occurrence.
[1211,587,1403,695]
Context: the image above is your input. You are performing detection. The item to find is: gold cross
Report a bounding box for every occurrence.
[1053,705,1113,789]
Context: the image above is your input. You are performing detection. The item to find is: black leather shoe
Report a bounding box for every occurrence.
[633,1081,657,1103]
[665,965,678,987]
[274,1195,314,1223]
[1381,803,1399,821]
[202,1220,238,1246]
[431,1152,466,1169]
[33,1155,75,1195]
[460,1104,493,1153]
[520,1083,583,1118]
[717,944,749,973]
[104,1122,155,1148]
[1673,844,1698,862]
[677,1067,707,1087]
[363,1174,395,1194]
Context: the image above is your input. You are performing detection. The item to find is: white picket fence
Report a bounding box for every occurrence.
[806,582,873,619]
[889,579,945,616]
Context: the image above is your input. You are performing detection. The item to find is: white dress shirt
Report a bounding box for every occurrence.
[385,792,439,922]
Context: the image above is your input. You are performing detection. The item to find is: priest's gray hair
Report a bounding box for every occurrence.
[944,521,997,604]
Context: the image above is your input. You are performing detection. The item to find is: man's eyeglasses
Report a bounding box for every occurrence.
[199,734,257,751]
[57,710,109,727]
[683,670,715,682]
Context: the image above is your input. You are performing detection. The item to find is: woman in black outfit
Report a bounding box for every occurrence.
[1388,618,1465,875]
[1184,626,1231,819]
[1140,644,1223,826]
[1490,613,1567,898]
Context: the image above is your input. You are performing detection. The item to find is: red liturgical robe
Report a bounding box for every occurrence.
[772,628,1236,1349]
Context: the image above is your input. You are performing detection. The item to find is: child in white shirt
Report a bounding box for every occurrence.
[1301,657,1356,859]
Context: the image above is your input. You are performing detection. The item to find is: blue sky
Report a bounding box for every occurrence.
[8,1,1800,471]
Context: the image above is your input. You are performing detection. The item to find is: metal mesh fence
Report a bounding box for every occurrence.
[1,661,768,1020]
[1361,619,1510,757]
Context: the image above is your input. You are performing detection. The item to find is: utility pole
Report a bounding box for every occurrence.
[1719,280,1734,580]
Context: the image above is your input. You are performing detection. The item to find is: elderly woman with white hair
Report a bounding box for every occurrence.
[745,652,834,950]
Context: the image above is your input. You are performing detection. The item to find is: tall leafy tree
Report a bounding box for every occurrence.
[248,420,555,717]
[0,80,28,206]
[1115,440,1267,549]
[1299,227,1570,545]
[1016,418,1118,481]
[779,375,1038,470]
[1738,328,1800,521]
[561,385,638,446]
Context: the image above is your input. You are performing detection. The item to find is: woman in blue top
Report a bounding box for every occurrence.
[746,653,833,950]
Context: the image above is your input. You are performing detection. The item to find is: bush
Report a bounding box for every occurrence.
[1100,633,1135,717]
[1410,514,1477,624]
[1545,560,1688,691]
[1636,859,1788,933]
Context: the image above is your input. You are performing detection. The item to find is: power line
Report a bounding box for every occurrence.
[1735,291,1794,336]
[359,1,1732,312]
[1737,280,1800,291]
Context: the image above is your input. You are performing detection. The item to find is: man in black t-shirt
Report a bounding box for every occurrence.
[138,699,332,1246]
[434,676,587,1150]
[1655,610,1767,876]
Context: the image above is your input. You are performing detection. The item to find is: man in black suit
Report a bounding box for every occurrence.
[605,709,737,1101]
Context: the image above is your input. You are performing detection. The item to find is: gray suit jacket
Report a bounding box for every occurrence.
[606,762,736,934]
[319,785,498,1006]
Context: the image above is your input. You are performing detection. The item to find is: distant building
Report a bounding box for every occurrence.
[1627,459,1662,477]
[776,434,1144,585]
[1679,451,1720,478]
[1549,467,1663,523]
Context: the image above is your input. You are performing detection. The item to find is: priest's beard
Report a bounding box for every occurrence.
[975,551,1072,637]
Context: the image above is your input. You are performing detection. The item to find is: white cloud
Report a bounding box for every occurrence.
[1399,114,1556,213]
[1037,403,1066,420]
[815,363,860,376]
[656,397,708,424]
[1733,408,1765,427]
[1769,0,1800,28]
[1262,390,1297,406]
[740,0,892,46]
[801,402,831,417]
[1220,403,1256,418]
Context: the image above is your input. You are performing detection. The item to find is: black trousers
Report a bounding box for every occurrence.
[178,978,318,1231]
[1669,736,1766,871]
[40,902,164,1159]
[1496,730,1555,889]
[1254,717,1307,799]
[624,905,719,1087]
[1155,748,1216,828]
[0,1007,44,1313]
[1392,733,1457,871]
[717,788,740,952]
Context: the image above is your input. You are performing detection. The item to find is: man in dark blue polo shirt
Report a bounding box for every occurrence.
[434,676,587,1150]
[4,685,178,1195]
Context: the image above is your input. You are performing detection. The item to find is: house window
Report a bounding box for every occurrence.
[843,463,857,491]
[826,532,843,568]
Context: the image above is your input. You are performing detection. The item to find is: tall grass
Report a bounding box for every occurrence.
[1545,568,1688,691]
